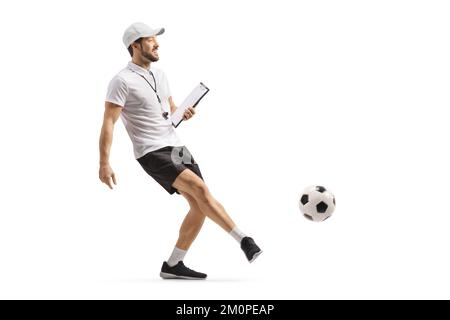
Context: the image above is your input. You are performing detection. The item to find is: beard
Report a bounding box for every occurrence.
[142,50,159,62]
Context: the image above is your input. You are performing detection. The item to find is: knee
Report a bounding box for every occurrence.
[190,182,211,203]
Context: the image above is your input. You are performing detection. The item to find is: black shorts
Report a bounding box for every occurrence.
[137,145,204,195]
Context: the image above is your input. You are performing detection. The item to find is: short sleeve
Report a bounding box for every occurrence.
[105,76,128,107]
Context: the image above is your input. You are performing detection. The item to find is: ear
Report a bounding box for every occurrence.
[132,42,142,53]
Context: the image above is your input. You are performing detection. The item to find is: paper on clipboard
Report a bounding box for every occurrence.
[171,82,209,128]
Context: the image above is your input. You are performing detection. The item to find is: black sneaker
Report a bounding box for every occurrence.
[160,261,207,280]
[241,237,262,263]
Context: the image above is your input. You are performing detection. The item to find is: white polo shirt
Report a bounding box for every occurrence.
[105,62,183,159]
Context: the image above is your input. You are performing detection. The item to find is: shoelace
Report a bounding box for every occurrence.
[179,262,197,273]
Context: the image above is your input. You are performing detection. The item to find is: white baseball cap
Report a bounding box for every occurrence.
[122,22,165,49]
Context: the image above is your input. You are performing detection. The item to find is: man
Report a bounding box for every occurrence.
[99,22,262,280]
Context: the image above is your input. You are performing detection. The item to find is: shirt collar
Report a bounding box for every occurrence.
[127,61,152,77]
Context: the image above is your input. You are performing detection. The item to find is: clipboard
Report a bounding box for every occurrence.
[171,82,209,128]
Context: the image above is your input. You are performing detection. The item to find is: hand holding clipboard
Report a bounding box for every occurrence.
[171,82,209,128]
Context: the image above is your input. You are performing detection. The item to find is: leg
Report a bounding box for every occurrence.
[161,189,208,280]
[172,168,262,264]
[172,169,236,232]
[176,190,206,251]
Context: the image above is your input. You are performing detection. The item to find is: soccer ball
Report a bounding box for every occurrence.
[299,185,336,222]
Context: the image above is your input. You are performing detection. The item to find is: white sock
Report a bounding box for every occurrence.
[229,227,247,243]
[167,247,187,267]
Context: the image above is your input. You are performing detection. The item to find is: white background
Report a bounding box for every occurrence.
[0,0,449,299]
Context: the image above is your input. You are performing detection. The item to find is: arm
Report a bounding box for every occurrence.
[169,96,177,115]
[99,101,123,189]
[168,96,195,120]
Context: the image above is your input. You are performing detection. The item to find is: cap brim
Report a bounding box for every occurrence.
[142,27,165,38]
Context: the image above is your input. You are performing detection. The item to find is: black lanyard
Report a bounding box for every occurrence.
[129,68,168,119]
[137,70,161,103]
